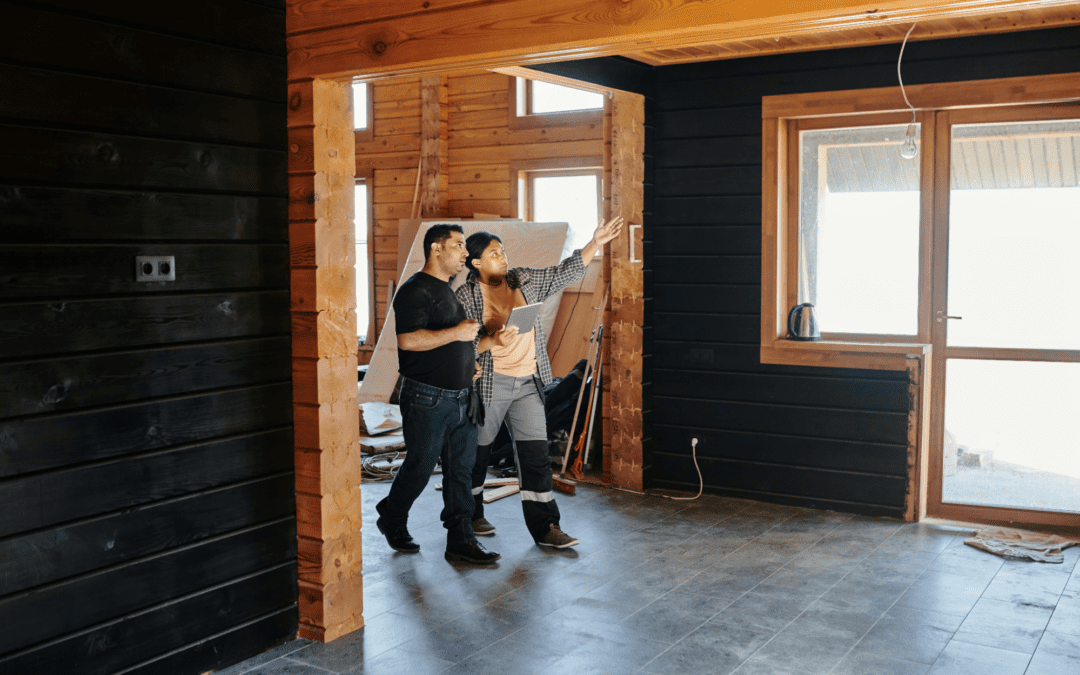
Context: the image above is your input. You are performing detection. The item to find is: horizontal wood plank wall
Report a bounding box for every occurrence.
[649,26,1080,516]
[446,71,606,375]
[360,71,610,351]
[361,77,422,339]
[0,2,296,674]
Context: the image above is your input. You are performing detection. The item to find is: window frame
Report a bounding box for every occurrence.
[509,157,604,250]
[761,71,1080,372]
[354,167,374,350]
[785,111,936,346]
[352,81,374,143]
[507,76,605,131]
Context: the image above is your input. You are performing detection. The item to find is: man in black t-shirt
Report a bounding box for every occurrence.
[374,224,500,564]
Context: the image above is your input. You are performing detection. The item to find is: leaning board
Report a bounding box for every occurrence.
[359,221,569,403]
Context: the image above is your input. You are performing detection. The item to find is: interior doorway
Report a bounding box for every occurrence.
[930,105,1080,526]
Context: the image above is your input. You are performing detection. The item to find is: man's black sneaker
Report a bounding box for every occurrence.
[445,539,500,564]
[376,517,419,552]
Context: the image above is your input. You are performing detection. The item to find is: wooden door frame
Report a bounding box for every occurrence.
[927,104,1080,529]
[288,62,643,641]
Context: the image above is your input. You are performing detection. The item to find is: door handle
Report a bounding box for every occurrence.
[629,224,641,264]
[935,310,962,323]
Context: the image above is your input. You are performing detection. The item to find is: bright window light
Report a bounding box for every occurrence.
[530,81,604,114]
[531,174,600,256]
[354,182,369,343]
[352,83,368,130]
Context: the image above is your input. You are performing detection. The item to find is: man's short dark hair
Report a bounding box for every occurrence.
[423,223,464,260]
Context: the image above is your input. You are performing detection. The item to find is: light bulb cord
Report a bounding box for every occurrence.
[898,23,918,127]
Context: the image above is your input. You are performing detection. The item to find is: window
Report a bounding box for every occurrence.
[508,77,604,130]
[516,78,604,115]
[796,120,923,338]
[352,82,373,142]
[761,72,1080,371]
[512,159,603,257]
[354,175,372,345]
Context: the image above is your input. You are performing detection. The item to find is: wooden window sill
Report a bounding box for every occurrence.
[761,340,930,371]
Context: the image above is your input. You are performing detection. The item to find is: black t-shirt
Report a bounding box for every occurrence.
[394,271,474,390]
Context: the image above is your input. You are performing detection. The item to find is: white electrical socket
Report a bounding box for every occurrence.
[135,256,175,282]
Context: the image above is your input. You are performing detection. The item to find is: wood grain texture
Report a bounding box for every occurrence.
[607,91,645,491]
[0,383,293,478]
[290,77,363,642]
[0,186,287,243]
[0,2,296,671]
[0,520,296,656]
[0,63,285,148]
[285,0,1078,80]
[0,475,296,596]
[2,3,284,100]
[0,124,287,194]
[35,0,286,54]
[0,244,288,298]
[0,429,293,538]
[630,5,1080,66]
[650,451,907,516]
[0,566,296,675]
[0,291,290,359]
[0,337,290,416]
[121,609,298,675]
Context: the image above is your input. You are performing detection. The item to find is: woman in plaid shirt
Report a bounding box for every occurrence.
[456,217,623,548]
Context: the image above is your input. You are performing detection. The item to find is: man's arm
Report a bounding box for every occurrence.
[398,319,480,351]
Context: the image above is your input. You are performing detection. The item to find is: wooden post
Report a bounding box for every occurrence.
[420,75,446,216]
[289,78,363,642]
[605,91,645,491]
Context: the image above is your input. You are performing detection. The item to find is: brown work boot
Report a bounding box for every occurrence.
[472,517,496,536]
[537,523,578,549]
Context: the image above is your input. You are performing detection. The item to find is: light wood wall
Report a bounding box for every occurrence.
[359,71,607,345]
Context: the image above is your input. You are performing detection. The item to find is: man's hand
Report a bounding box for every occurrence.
[455,318,481,342]
[492,324,519,347]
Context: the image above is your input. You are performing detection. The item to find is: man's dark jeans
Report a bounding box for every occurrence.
[380,377,477,544]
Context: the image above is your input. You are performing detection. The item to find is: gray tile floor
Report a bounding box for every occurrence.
[217,481,1080,675]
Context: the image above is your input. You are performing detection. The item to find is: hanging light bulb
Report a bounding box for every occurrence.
[900,123,918,159]
[896,23,919,160]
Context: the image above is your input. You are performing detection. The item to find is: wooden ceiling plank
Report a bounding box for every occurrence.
[287,0,1080,80]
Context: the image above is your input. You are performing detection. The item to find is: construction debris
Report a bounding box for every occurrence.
[359,402,403,436]
[435,477,520,503]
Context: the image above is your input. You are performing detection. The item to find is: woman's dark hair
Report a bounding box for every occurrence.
[464,231,503,278]
[422,223,464,260]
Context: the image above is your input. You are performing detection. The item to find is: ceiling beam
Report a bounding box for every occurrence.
[286,0,1079,81]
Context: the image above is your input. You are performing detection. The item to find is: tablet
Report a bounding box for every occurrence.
[505,302,543,333]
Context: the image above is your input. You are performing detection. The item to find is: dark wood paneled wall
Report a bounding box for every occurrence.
[648,26,1080,516]
[0,2,296,674]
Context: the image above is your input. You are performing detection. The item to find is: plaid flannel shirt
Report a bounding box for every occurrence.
[456,250,586,406]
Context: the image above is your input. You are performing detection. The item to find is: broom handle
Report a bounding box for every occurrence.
[560,288,608,475]
[566,323,603,478]
[560,325,599,475]
[580,354,603,472]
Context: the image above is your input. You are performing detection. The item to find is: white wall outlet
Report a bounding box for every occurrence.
[135,255,175,282]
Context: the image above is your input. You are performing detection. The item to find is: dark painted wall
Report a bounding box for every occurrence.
[0,2,296,674]
[536,27,1080,516]
[650,26,1080,516]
